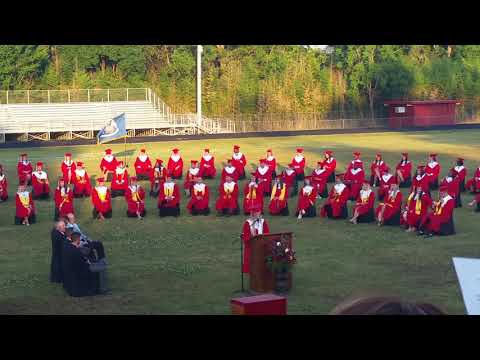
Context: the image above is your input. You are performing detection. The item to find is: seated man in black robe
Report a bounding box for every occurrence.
[50,221,68,283]
[65,213,106,262]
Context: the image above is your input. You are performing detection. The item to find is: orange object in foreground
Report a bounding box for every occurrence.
[230,294,287,315]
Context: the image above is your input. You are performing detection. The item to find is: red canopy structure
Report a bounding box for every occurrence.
[384,100,461,129]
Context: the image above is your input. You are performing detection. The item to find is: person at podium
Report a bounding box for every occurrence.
[241,210,270,274]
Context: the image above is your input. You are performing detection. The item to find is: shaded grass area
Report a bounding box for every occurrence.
[0,129,479,314]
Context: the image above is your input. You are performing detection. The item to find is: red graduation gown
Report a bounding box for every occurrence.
[377,173,397,199]
[402,192,432,227]
[221,167,239,184]
[91,186,112,214]
[343,168,365,200]
[420,197,455,233]
[231,153,247,177]
[440,177,460,200]
[268,183,288,215]
[15,191,35,218]
[54,187,74,217]
[31,171,50,197]
[265,156,276,174]
[310,168,329,195]
[134,156,152,176]
[0,175,8,200]
[73,169,91,196]
[411,173,430,192]
[111,169,129,191]
[324,157,337,176]
[375,190,403,221]
[255,166,272,195]
[216,182,239,211]
[425,162,441,184]
[353,190,375,216]
[291,155,306,176]
[320,184,350,218]
[370,160,388,184]
[158,183,180,208]
[150,166,167,190]
[199,155,216,178]
[395,160,412,182]
[346,159,363,172]
[187,184,210,212]
[100,156,118,174]
[452,165,467,183]
[296,185,317,212]
[281,169,296,189]
[125,185,146,214]
[167,156,184,178]
[466,167,480,192]
[242,218,270,273]
[61,161,77,184]
[183,168,200,191]
[243,183,264,214]
[17,161,33,184]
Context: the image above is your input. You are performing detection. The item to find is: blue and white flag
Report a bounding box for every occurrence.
[97,113,127,144]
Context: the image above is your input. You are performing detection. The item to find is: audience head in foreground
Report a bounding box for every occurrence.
[330,295,446,315]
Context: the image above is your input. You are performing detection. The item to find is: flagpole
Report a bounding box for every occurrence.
[124,135,127,166]
[196,45,203,127]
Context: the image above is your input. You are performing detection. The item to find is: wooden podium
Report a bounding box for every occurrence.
[249,232,293,293]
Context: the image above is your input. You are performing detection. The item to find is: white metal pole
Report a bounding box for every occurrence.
[197,45,203,125]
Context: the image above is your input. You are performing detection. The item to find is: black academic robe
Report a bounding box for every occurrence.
[62,242,98,297]
[50,229,67,283]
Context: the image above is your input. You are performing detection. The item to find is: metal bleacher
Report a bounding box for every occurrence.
[0,88,234,143]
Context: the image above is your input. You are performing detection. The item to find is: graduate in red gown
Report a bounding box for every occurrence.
[216,175,240,216]
[0,165,8,202]
[91,178,112,220]
[268,175,289,216]
[411,165,430,194]
[241,210,270,274]
[377,168,397,201]
[125,176,146,219]
[100,149,118,182]
[343,161,365,200]
[346,151,363,172]
[72,162,91,198]
[401,186,432,233]
[61,153,76,185]
[296,176,317,219]
[418,190,455,237]
[199,148,216,179]
[17,153,33,185]
[134,148,153,181]
[167,148,183,179]
[15,183,36,225]
[375,183,403,226]
[440,169,461,208]
[243,174,264,215]
[370,153,388,187]
[466,164,480,194]
[231,145,247,180]
[184,160,200,196]
[221,159,239,184]
[187,176,210,215]
[158,174,181,217]
[310,161,329,198]
[291,147,306,181]
[425,153,441,190]
[320,174,350,219]
[264,149,277,178]
[150,159,167,197]
[452,158,467,192]
[31,161,50,199]
[281,163,297,197]
[395,152,412,188]
[349,182,376,224]
[111,161,129,197]
[255,159,273,197]
[323,150,337,183]
[54,177,74,221]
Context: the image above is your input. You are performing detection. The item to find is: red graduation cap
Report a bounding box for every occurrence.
[20,153,28,157]
[325,150,333,155]
[97,177,105,183]
[429,153,437,159]
[250,172,257,176]
[259,158,266,164]
[65,153,72,157]
[105,149,112,155]
[226,158,233,163]
[417,165,425,170]
[353,151,361,157]
[335,173,345,179]
[36,161,43,167]
[140,148,146,153]
[376,153,382,158]
[118,161,124,166]
[233,145,240,150]
[401,152,408,157]
[296,147,304,153]
[156,159,163,164]
[266,149,272,153]
[191,160,198,165]
[172,148,179,153]
[457,157,464,161]
[204,148,210,152]
[77,161,84,167]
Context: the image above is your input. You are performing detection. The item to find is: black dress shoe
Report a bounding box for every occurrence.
[424,233,434,238]
[417,230,425,236]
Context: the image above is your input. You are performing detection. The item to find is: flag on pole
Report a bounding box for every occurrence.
[97,113,127,144]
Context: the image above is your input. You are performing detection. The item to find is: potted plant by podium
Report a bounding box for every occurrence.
[265,234,296,293]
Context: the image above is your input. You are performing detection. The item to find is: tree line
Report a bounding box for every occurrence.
[1,45,480,120]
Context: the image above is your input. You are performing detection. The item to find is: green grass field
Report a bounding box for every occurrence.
[1,129,479,314]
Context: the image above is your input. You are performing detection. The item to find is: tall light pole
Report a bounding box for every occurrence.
[197,45,203,125]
